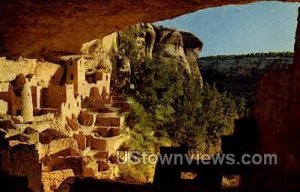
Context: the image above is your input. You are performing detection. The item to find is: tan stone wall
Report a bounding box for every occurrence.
[82,160,98,177]
[66,59,85,96]
[41,169,74,192]
[104,135,128,157]
[99,72,111,97]
[22,80,34,122]
[0,82,9,92]
[42,84,81,125]
[39,138,79,158]
[94,163,119,180]
[79,78,110,99]
[60,85,81,120]
[0,99,8,114]
[62,54,112,105]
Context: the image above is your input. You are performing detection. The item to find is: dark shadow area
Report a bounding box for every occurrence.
[0,132,33,192]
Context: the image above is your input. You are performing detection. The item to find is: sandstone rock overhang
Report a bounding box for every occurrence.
[0,0,298,57]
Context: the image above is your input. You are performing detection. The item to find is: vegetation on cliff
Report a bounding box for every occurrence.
[115,24,253,183]
[201,51,293,60]
[118,24,242,151]
[128,57,239,151]
[198,52,293,110]
[119,60,239,182]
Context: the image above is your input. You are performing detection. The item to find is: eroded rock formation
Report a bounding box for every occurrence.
[0,0,298,57]
[154,26,203,78]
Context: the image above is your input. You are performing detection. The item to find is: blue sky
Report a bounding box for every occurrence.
[155,2,300,57]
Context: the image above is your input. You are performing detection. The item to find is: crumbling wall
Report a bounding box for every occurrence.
[61,94,81,121]
[78,75,111,99]
[41,169,74,192]
[104,135,128,157]
[39,138,79,158]
[39,129,68,145]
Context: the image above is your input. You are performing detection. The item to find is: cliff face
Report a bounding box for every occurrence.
[254,66,291,164]
[198,55,293,106]
[252,57,300,190]
[0,0,297,57]
[81,23,203,90]
[154,27,203,78]
[288,7,300,172]
[252,9,300,188]
[0,57,62,87]
[80,33,118,72]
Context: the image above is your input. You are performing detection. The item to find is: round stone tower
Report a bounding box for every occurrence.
[22,79,34,123]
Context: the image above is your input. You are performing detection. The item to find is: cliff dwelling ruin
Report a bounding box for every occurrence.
[0,39,130,191]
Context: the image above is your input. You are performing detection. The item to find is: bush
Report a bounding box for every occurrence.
[126,55,238,152]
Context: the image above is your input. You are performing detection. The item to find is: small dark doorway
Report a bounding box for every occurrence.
[16,109,21,116]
